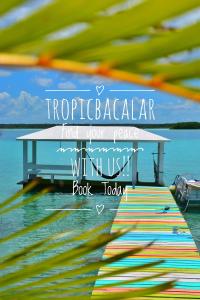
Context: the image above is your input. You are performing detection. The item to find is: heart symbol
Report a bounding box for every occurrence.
[96,85,104,96]
[96,204,104,215]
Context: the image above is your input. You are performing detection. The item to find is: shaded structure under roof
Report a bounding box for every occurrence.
[18,125,169,142]
[17,125,169,187]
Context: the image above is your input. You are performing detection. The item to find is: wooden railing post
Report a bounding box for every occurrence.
[23,140,28,182]
[32,141,37,176]
[76,141,82,183]
[158,142,164,185]
[82,141,86,181]
[132,141,138,188]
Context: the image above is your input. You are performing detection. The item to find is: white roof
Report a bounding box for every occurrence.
[17,126,169,142]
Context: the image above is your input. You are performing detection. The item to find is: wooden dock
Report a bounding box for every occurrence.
[92,186,200,299]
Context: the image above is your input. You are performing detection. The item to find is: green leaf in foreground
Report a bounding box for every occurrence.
[0,187,175,300]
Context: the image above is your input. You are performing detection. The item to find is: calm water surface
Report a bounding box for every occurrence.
[0,128,200,293]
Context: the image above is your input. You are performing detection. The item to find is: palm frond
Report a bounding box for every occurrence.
[135,59,200,81]
[74,22,200,66]
[0,0,199,101]
[0,187,174,299]
[11,0,199,57]
[0,0,27,16]
[0,0,122,51]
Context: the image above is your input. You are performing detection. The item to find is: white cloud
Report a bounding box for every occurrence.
[18,90,39,106]
[57,81,76,89]
[78,74,113,86]
[0,92,10,111]
[157,99,199,111]
[0,91,45,123]
[0,70,12,77]
[8,110,20,117]
[35,77,53,87]
[0,92,10,100]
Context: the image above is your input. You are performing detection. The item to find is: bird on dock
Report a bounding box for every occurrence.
[156,205,170,214]
[162,206,170,213]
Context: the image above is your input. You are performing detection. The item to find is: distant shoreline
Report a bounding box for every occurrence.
[0,122,200,129]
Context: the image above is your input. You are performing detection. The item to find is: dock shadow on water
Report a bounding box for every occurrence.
[182,208,200,252]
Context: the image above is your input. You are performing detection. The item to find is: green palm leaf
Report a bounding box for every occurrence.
[135,59,200,81]
[0,0,123,51]
[74,21,200,66]
[0,187,174,299]
[0,0,200,101]
[0,0,27,16]
[12,0,200,57]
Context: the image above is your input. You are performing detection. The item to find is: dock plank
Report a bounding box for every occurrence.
[92,186,200,299]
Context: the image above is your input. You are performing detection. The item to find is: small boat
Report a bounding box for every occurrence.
[171,175,200,212]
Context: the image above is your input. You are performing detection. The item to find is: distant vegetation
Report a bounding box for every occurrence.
[0,124,55,129]
[0,122,200,129]
[169,122,200,129]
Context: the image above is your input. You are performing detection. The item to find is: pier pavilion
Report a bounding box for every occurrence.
[17,125,169,190]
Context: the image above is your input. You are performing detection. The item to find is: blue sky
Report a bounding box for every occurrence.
[0,0,200,124]
[0,67,200,124]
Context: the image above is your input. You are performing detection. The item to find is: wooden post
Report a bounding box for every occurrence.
[132,141,138,188]
[32,141,37,173]
[23,140,28,182]
[82,141,86,181]
[77,141,82,183]
[32,141,36,164]
[158,142,164,185]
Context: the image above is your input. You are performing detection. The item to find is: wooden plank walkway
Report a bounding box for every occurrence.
[92,186,200,299]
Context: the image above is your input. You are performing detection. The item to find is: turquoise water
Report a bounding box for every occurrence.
[0,128,200,291]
